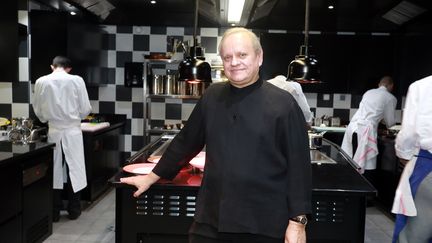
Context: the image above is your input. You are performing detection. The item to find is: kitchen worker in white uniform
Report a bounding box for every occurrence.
[392,76,432,243]
[341,76,397,181]
[33,56,92,221]
[267,75,314,127]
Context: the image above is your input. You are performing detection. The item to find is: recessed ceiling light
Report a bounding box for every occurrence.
[328,5,334,10]
[70,11,77,15]
[228,0,245,23]
[150,0,156,4]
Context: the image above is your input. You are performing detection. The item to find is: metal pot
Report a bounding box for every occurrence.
[188,81,206,96]
[177,81,188,95]
[152,74,164,95]
[164,74,176,95]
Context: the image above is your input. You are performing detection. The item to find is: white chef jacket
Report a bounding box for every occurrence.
[392,76,432,216]
[33,69,92,192]
[341,86,397,171]
[267,75,314,124]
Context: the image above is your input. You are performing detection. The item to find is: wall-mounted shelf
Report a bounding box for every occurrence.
[147,94,201,100]
[142,59,225,144]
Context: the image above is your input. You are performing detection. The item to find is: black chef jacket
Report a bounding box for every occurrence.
[153,78,312,238]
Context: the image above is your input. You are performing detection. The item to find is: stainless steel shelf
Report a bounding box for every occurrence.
[147,129,180,134]
[147,94,201,100]
[144,59,182,64]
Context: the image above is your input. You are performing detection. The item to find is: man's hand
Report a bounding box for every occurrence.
[120,172,160,197]
[285,220,306,243]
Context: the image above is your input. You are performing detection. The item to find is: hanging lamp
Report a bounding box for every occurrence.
[287,0,321,83]
[178,0,212,83]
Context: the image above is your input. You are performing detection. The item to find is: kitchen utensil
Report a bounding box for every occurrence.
[164,74,176,95]
[314,117,322,126]
[330,117,340,127]
[9,117,32,144]
[27,127,47,143]
[22,117,33,130]
[152,74,164,95]
[188,81,209,96]
[177,80,188,95]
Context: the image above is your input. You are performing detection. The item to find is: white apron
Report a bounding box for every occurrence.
[49,120,87,192]
[341,120,378,173]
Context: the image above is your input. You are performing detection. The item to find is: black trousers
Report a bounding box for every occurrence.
[189,233,283,243]
[189,222,283,243]
[53,147,81,216]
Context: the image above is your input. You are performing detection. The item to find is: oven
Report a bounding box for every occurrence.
[22,152,53,243]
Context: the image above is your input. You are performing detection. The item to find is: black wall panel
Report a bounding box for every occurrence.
[0,0,18,82]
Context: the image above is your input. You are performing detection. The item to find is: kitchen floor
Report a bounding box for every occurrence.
[43,189,395,243]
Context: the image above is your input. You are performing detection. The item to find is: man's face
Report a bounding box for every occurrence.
[220,32,263,88]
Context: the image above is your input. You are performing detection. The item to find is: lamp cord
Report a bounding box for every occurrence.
[304,0,310,56]
[193,0,199,57]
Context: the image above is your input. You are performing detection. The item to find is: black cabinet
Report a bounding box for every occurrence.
[81,120,125,202]
[22,153,53,243]
[0,162,22,242]
[0,142,54,243]
[0,0,18,82]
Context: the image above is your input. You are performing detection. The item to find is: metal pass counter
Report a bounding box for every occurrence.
[111,134,376,243]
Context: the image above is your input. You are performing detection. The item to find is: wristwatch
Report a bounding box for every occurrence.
[290,215,308,225]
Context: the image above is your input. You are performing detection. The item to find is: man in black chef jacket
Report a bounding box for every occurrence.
[121,27,312,243]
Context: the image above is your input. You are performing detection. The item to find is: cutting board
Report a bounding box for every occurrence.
[81,122,110,132]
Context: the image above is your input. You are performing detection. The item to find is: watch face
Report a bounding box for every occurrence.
[292,216,308,225]
[299,216,308,225]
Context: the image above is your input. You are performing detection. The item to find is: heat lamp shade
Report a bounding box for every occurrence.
[287,55,321,83]
[178,57,212,82]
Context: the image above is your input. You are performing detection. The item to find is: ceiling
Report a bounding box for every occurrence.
[42,0,432,33]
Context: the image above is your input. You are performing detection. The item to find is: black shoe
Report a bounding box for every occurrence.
[67,211,81,220]
[53,212,60,222]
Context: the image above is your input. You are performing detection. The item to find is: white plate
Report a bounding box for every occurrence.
[189,152,206,171]
[123,163,156,175]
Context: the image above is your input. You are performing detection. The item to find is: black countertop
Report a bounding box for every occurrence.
[111,136,376,196]
[82,114,126,135]
[0,141,55,167]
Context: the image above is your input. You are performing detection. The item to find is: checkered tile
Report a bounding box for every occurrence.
[2,16,406,155]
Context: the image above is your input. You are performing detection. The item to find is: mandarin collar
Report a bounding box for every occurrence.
[229,77,263,94]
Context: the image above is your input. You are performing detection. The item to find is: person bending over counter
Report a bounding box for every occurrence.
[341,76,397,181]
[33,56,92,221]
[121,27,312,243]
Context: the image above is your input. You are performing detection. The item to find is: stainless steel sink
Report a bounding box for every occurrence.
[310,150,337,164]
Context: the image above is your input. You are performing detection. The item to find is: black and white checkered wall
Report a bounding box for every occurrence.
[0,0,31,120]
[94,25,402,155]
[0,19,403,157]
